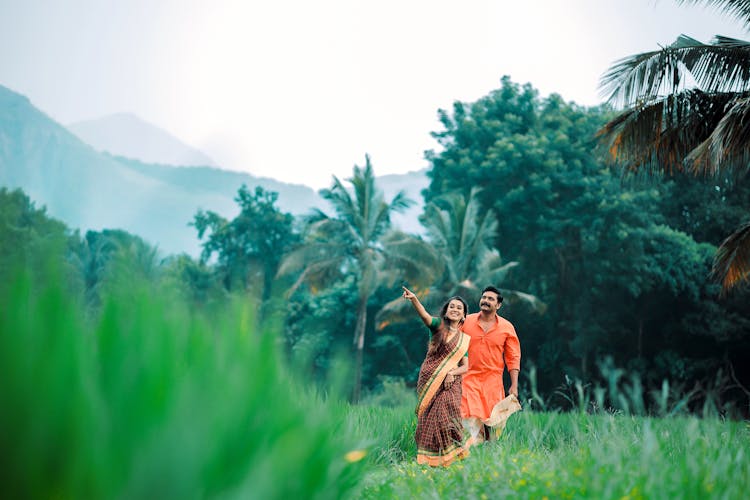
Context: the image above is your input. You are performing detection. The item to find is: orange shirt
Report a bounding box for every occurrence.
[460,312,521,420]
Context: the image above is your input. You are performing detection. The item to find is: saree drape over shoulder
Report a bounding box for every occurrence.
[415,322,471,467]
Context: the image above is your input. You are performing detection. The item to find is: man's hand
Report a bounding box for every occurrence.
[508,384,518,398]
[508,369,519,398]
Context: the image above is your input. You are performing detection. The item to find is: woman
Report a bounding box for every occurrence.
[402,286,471,467]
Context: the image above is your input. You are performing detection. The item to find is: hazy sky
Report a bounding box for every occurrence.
[1,0,749,188]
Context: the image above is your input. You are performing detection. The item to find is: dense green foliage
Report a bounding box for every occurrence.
[597,0,750,290]
[3,76,749,415]
[423,77,750,414]
[193,184,300,311]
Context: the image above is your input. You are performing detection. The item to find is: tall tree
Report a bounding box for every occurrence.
[421,78,730,391]
[598,0,750,290]
[68,229,162,306]
[0,187,69,281]
[279,155,434,401]
[193,185,298,303]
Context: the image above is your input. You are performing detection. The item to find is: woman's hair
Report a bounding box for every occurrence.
[429,295,468,354]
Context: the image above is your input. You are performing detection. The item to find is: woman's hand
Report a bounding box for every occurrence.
[402,286,417,301]
[444,373,455,388]
[402,286,433,327]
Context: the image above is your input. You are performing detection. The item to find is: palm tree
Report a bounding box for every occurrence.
[68,229,162,306]
[377,188,545,324]
[598,0,750,291]
[278,155,438,401]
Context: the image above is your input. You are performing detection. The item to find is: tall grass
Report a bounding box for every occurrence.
[0,268,367,498]
[527,360,750,419]
[3,263,748,499]
[359,406,750,499]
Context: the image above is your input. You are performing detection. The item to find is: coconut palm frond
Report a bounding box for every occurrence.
[598,90,734,174]
[712,34,750,48]
[419,201,452,250]
[301,208,331,225]
[374,296,419,328]
[388,189,416,213]
[469,210,499,264]
[678,35,750,93]
[481,254,520,282]
[713,221,750,290]
[350,157,378,232]
[320,176,353,213]
[374,284,444,329]
[371,198,399,241]
[381,231,444,286]
[601,33,750,105]
[676,0,750,29]
[501,289,548,314]
[448,279,482,301]
[277,242,345,277]
[600,35,706,106]
[688,96,750,176]
[282,253,348,296]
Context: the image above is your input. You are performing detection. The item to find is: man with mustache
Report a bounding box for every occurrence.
[461,285,521,444]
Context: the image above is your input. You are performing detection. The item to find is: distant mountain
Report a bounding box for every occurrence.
[0,85,427,256]
[0,85,322,255]
[68,112,217,167]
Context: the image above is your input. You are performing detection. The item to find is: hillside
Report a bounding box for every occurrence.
[0,84,427,255]
[0,85,321,255]
[68,112,217,167]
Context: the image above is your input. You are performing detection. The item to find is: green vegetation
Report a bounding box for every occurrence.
[0,268,372,498]
[3,252,745,498]
[598,0,750,290]
[278,155,436,402]
[2,3,750,492]
[361,409,750,499]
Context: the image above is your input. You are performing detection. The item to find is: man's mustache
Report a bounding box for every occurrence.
[481,302,490,307]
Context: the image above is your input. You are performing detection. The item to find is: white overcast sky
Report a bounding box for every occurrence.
[1,0,748,188]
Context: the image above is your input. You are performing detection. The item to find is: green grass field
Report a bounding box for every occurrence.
[359,409,750,499]
[1,272,748,499]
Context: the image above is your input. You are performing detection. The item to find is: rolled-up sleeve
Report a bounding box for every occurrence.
[504,328,521,371]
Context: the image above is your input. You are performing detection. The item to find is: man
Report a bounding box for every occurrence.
[460,285,521,444]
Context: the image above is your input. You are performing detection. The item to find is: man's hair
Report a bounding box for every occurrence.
[482,285,504,303]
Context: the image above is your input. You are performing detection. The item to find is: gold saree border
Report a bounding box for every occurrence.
[417,442,470,467]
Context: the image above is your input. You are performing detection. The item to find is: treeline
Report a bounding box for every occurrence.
[2,77,748,416]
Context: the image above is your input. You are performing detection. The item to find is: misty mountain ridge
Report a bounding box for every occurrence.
[68,112,217,167]
[0,84,427,256]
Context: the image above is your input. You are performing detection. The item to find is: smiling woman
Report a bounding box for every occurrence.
[402,286,471,467]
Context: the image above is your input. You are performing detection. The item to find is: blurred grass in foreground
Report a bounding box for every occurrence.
[3,262,749,499]
[0,269,367,499]
[360,406,750,499]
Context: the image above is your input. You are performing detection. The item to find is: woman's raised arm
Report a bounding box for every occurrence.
[402,286,433,327]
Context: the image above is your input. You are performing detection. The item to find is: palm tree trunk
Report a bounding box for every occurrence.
[352,295,368,402]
